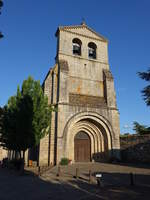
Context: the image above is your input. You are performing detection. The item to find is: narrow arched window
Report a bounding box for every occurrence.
[72,38,82,56]
[88,42,97,59]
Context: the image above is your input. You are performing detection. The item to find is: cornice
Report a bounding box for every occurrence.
[57,102,108,109]
[58,52,109,65]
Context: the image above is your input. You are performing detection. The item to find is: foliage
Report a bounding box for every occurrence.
[0,0,3,38]
[120,133,130,137]
[1,158,8,168]
[9,158,24,170]
[0,106,3,132]
[109,156,121,163]
[133,121,150,135]
[138,68,150,106]
[1,158,24,171]
[0,0,3,10]
[60,157,70,165]
[0,76,52,158]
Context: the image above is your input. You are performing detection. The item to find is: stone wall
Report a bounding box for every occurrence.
[0,146,7,161]
[120,134,150,163]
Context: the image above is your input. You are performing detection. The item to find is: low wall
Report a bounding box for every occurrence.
[120,134,150,163]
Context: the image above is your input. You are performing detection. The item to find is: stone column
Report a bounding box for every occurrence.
[58,60,69,103]
[103,69,117,108]
[103,69,120,159]
[54,60,69,164]
[43,70,53,104]
[39,134,49,166]
[52,66,58,104]
[49,111,56,165]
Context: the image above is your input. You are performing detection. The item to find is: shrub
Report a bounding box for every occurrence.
[9,159,24,170]
[2,158,8,168]
[60,157,69,165]
[109,156,121,163]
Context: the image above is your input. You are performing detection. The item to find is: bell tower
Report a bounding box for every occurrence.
[41,23,120,165]
[55,23,111,105]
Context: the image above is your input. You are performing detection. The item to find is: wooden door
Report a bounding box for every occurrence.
[74,132,91,162]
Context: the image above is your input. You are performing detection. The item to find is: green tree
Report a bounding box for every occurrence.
[1,76,52,159]
[0,0,3,38]
[133,121,150,135]
[0,107,3,135]
[138,68,150,106]
[21,77,52,146]
[0,0,3,12]
[0,107,2,127]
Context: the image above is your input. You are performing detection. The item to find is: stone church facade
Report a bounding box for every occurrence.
[39,22,120,165]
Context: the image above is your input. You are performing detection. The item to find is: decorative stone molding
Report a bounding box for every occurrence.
[69,93,106,107]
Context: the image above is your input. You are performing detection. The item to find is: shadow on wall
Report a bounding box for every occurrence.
[6,148,121,166]
[121,140,150,164]
[28,145,40,166]
[92,149,121,163]
[92,152,110,162]
[27,149,121,166]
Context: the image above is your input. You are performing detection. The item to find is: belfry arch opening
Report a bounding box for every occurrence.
[72,38,82,56]
[88,42,97,59]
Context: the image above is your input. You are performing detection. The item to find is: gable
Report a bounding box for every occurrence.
[58,25,108,42]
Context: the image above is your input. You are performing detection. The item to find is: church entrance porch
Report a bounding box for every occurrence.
[74,131,91,162]
[62,112,114,163]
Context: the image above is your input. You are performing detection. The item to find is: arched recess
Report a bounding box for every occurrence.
[62,111,114,162]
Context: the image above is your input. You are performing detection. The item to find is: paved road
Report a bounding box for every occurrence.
[0,162,150,200]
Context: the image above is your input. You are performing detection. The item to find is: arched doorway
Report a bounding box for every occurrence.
[74,131,91,162]
[63,112,114,163]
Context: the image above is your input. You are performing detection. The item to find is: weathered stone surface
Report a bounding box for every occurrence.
[103,69,114,80]
[59,60,69,72]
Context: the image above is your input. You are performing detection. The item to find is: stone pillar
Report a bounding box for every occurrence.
[39,134,49,166]
[58,60,69,103]
[109,108,120,159]
[53,60,69,164]
[49,111,56,165]
[103,69,120,159]
[52,65,58,104]
[43,70,53,104]
[103,69,117,108]
[24,150,29,166]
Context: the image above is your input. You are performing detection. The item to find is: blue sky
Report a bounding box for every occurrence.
[0,0,150,134]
